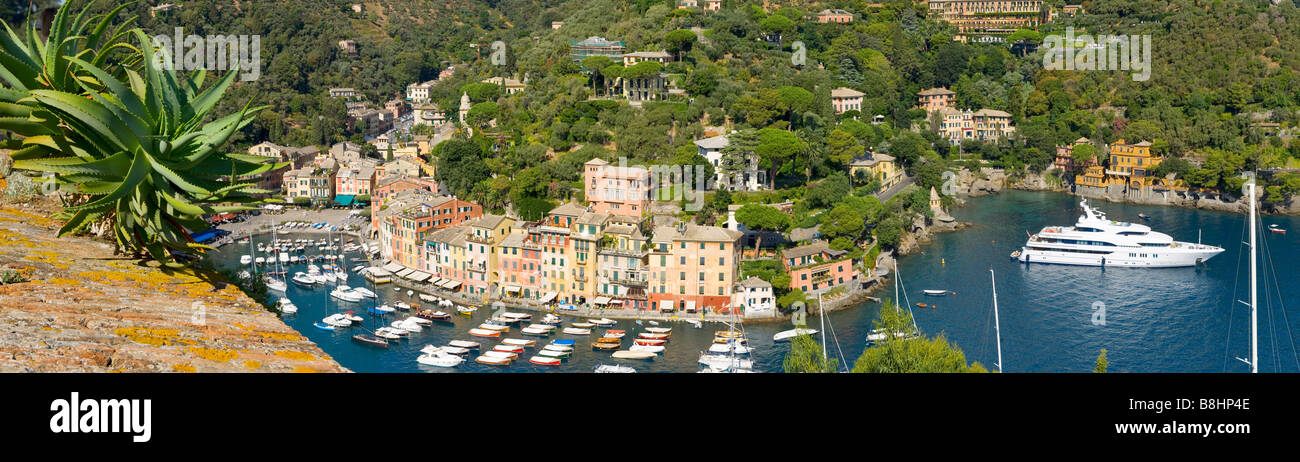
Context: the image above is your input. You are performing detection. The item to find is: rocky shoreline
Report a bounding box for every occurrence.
[0,194,348,373]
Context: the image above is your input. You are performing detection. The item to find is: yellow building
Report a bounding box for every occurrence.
[1075,165,1107,187]
[1074,139,1184,190]
[849,153,902,191]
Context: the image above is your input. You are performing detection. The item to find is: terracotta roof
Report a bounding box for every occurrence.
[831,87,865,98]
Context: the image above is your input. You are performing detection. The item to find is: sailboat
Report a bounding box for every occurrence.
[698,311,755,372]
[263,219,288,292]
[1237,183,1260,373]
[990,268,1003,373]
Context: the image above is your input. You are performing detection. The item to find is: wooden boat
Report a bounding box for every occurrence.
[712,337,745,345]
[537,349,571,359]
[502,312,532,322]
[638,332,670,340]
[493,344,525,354]
[542,344,574,353]
[611,350,656,360]
[551,339,576,346]
[525,324,557,331]
[602,329,626,339]
[634,338,667,346]
[475,355,512,365]
[715,331,743,339]
[528,356,562,366]
[570,322,595,328]
[644,327,672,334]
[916,303,928,308]
[469,328,502,338]
[562,327,592,335]
[501,338,536,347]
[595,336,622,344]
[417,309,451,321]
[478,323,510,332]
[449,340,481,349]
[521,326,552,336]
[482,350,518,360]
[591,342,620,351]
[351,333,389,348]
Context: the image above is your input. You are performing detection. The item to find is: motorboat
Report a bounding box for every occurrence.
[371,304,396,314]
[589,318,616,326]
[342,311,364,323]
[352,287,377,298]
[312,321,335,331]
[522,326,552,336]
[392,319,422,333]
[542,344,574,353]
[457,306,477,315]
[593,364,636,373]
[321,313,352,327]
[591,342,620,351]
[351,333,389,348]
[637,332,669,340]
[571,322,595,328]
[419,294,438,303]
[330,288,363,303]
[541,314,563,325]
[537,349,571,359]
[1270,224,1287,234]
[773,328,819,342]
[438,346,471,356]
[417,351,464,367]
[1017,199,1224,267]
[698,354,753,370]
[479,323,510,332]
[492,344,525,354]
[502,312,532,323]
[708,342,752,354]
[373,327,404,340]
[404,316,432,326]
[611,350,656,360]
[602,329,626,339]
[417,309,452,321]
[394,302,412,311]
[482,350,518,360]
[634,338,666,346]
[865,328,919,345]
[264,276,287,292]
[528,356,562,366]
[240,255,252,265]
[276,298,298,314]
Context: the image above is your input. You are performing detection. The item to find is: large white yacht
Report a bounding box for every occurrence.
[1016,200,1223,268]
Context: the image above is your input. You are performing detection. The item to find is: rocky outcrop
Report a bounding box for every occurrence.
[955,167,1008,197]
[0,192,346,373]
[897,216,970,256]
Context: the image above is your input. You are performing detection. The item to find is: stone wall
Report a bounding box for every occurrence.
[0,192,347,373]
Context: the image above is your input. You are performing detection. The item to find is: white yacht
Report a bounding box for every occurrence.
[1017,199,1223,268]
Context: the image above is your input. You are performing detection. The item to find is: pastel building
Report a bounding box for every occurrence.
[918,87,956,113]
[733,277,777,318]
[935,107,1016,145]
[783,240,855,294]
[496,228,545,300]
[584,158,652,217]
[695,134,767,191]
[816,9,854,23]
[831,87,865,114]
[464,214,515,300]
[647,224,743,313]
[594,221,650,310]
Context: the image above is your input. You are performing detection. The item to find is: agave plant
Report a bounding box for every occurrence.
[0,3,284,266]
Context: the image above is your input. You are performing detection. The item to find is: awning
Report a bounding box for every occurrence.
[190,229,220,244]
[685,300,697,312]
[396,268,414,278]
[366,267,391,276]
[382,262,404,273]
[430,277,445,286]
[659,300,674,312]
[407,271,431,282]
[443,280,462,290]
[503,285,521,293]
[334,195,356,206]
[539,292,558,304]
[609,299,623,305]
[593,296,611,305]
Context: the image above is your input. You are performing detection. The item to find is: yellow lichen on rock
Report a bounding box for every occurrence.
[243,360,262,370]
[171,364,196,373]
[292,366,320,373]
[273,350,316,362]
[114,327,182,346]
[186,347,238,362]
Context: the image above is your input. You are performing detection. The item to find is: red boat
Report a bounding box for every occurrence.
[469,328,501,338]
[634,338,666,346]
[528,356,562,366]
[638,332,670,340]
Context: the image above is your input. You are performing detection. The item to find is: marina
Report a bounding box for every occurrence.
[210,191,1300,373]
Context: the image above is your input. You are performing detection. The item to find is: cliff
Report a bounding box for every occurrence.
[0,190,347,373]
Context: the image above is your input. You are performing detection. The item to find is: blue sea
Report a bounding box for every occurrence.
[211,190,1300,373]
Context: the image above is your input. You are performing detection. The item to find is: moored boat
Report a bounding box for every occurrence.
[469,328,501,338]
[562,327,591,335]
[501,338,536,347]
[591,341,620,351]
[593,364,636,373]
[773,328,818,342]
[449,340,481,349]
[475,355,512,365]
[611,350,656,360]
[634,338,666,346]
[493,344,525,354]
[528,356,562,366]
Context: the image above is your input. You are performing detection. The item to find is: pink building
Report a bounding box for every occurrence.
[918,87,956,113]
[831,87,865,114]
[496,229,545,299]
[816,9,854,23]
[583,158,652,217]
[782,241,856,294]
[334,166,375,198]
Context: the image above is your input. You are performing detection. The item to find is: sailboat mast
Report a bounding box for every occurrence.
[1248,182,1257,373]
[990,268,1003,373]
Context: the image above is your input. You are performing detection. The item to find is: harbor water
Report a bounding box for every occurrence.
[210,190,1300,372]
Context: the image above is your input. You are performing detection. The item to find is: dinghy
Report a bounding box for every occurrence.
[475,355,511,365]
[493,344,525,354]
[501,338,536,347]
[562,327,592,335]
[629,344,664,354]
[634,338,666,346]
[528,356,562,366]
[542,344,574,353]
[570,322,595,328]
[522,326,552,336]
[645,327,672,334]
[773,328,818,342]
[593,364,636,373]
[611,350,656,360]
[537,349,571,359]
[469,328,501,338]
[923,289,949,296]
[449,340,481,349]
[589,318,616,326]
[482,350,518,360]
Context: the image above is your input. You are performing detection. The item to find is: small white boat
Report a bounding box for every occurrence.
[537,349,570,358]
[482,350,518,360]
[264,276,287,293]
[419,294,438,303]
[352,287,377,298]
[342,311,364,323]
[570,322,595,328]
[708,342,752,354]
[240,255,252,265]
[528,356,562,366]
[394,302,412,311]
[562,327,592,335]
[501,338,536,347]
[923,289,949,296]
[417,352,464,367]
[594,364,636,373]
[392,319,422,333]
[407,290,414,297]
[773,327,819,342]
[321,313,352,327]
[374,327,404,340]
[589,318,616,326]
[439,346,471,355]
[684,319,702,328]
[405,316,432,326]
[330,288,363,303]
[479,323,509,332]
[542,344,574,353]
[611,350,656,360]
[276,298,298,314]
[522,326,552,336]
[469,328,501,338]
[474,355,511,365]
[629,344,664,354]
[698,354,753,370]
[449,340,481,349]
[373,304,396,313]
[645,327,672,334]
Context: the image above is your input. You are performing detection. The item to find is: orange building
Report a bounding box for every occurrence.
[782,241,856,294]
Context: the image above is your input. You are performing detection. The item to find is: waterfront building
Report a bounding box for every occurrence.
[831,87,866,114]
[569,36,626,62]
[594,221,650,310]
[816,9,854,23]
[584,158,652,217]
[530,205,585,304]
[562,205,602,304]
[422,224,469,294]
[333,166,375,206]
[1071,139,1184,191]
[377,191,482,270]
[782,240,855,294]
[647,223,743,313]
[461,214,514,300]
[935,107,1016,145]
[497,228,545,300]
[849,153,902,191]
[733,277,777,319]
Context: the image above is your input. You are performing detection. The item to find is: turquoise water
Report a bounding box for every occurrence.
[211,191,1300,372]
